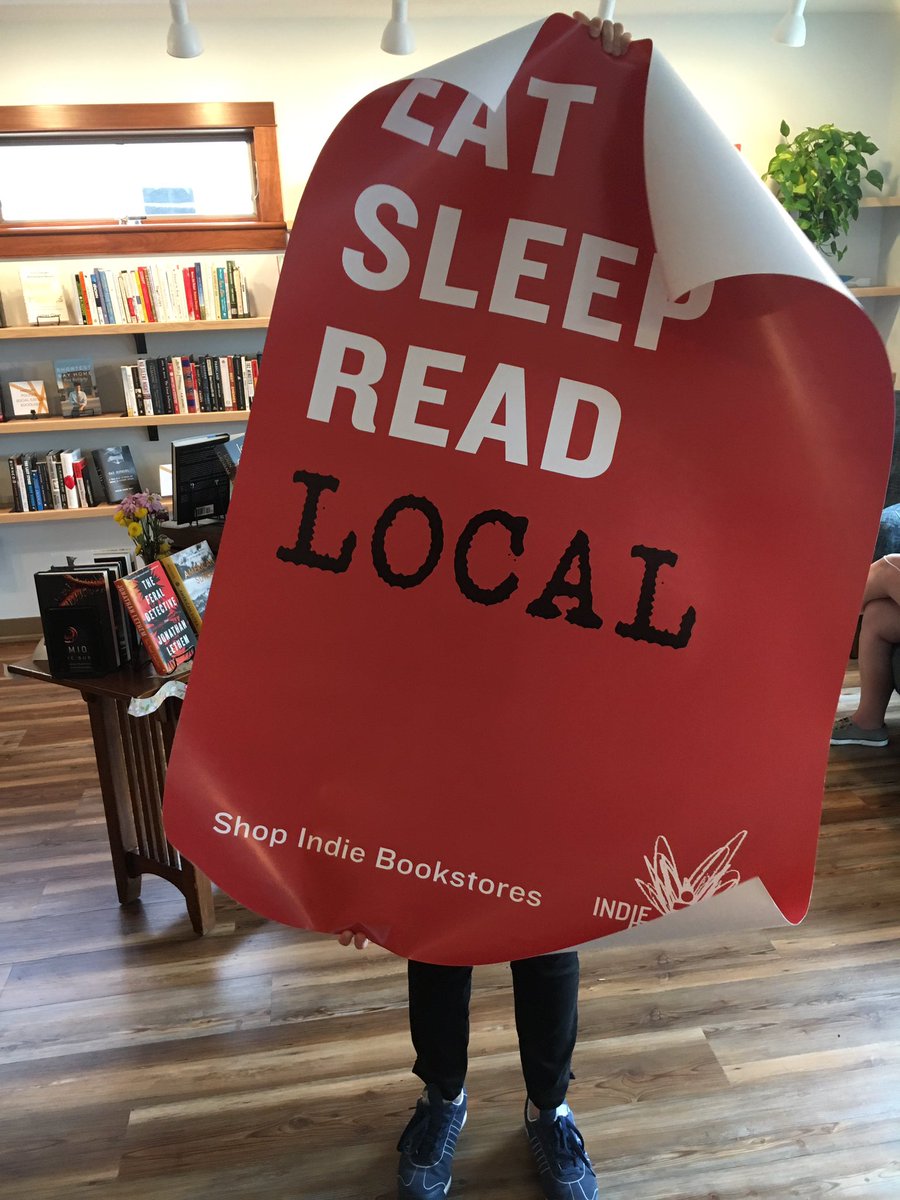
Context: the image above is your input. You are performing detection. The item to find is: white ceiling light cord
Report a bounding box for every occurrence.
[167,0,203,58]
[382,0,416,55]
[774,0,807,48]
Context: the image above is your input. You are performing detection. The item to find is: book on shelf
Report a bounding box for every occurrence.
[160,540,216,633]
[115,560,197,676]
[92,445,142,503]
[54,358,102,418]
[66,260,257,327]
[34,567,121,677]
[213,433,244,480]
[7,380,49,419]
[5,445,114,512]
[20,267,70,326]
[171,433,231,523]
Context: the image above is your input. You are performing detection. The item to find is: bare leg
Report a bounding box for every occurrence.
[861,556,900,608]
[852,597,900,729]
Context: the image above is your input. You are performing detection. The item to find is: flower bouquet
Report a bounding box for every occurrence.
[113,492,172,564]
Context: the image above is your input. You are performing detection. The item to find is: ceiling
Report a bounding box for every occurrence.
[0,0,897,13]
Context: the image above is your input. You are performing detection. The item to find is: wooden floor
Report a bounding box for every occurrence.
[1,638,899,1200]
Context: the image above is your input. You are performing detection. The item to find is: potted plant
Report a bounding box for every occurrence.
[764,121,884,260]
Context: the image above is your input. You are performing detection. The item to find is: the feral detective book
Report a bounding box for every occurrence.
[160,541,216,633]
[34,569,120,677]
[115,560,197,676]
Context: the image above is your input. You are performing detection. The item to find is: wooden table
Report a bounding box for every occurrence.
[8,654,215,934]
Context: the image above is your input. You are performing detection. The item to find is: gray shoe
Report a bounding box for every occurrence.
[830,717,888,747]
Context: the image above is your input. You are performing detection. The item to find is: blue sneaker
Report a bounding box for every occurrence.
[524,1101,598,1200]
[397,1084,467,1198]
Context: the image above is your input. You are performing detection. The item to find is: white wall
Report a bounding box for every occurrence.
[1,9,898,620]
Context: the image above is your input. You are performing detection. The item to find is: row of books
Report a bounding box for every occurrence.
[8,445,141,513]
[34,541,215,678]
[121,353,261,417]
[70,260,253,326]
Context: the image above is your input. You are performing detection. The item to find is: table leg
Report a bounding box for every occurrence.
[85,692,143,906]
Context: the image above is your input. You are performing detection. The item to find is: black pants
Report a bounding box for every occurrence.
[408,951,580,1110]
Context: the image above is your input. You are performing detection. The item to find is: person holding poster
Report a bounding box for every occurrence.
[337,22,633,1200]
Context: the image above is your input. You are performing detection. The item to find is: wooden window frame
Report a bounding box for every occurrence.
[0,102,287,258]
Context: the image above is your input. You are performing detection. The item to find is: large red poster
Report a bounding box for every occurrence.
[163,15,893,965]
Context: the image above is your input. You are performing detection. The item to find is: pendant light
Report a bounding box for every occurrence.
[167,0,203,59]
[774,0,807,47]
[381,0,416,56]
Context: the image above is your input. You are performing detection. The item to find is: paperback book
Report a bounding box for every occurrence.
[55,358,102,418]
[8,380,49,418]
[213,433,244,480]
[92,445,142,503]
[160,541,216,632]
[20,267,70,326]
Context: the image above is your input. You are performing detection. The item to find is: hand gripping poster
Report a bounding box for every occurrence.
[163,15,893,965]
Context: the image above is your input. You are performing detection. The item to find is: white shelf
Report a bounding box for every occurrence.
[0,317,268,340]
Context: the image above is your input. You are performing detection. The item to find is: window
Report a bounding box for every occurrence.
[0,103,286,257]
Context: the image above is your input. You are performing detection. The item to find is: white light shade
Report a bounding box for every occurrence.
[599,0,616,20]
[774,0,807,47]
[381,0,415,55]
[167,0,203,58]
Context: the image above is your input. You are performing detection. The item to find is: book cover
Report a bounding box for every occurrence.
[89,274,107,324]
[216,267,229,319]
[137,266,157,322]
[8,380,49,418]
[35,457,54,509]
[23,453,43,510]
[55,358,102,418]
[50,452,67,510]
[226,260,239,318]
[136,359,155,417]
[45,451,63,509]
[120,364,139,416]
[93,553,138,662]
[213,433,244,480]
[59,449,80,508]
[35,569,120,677]
[73,274,90,325]
[70,450,97,507]
[20,267,70,326]
[96,269,118,325]
[91,445,142,503]
[161,540,216,632]
[7,456,24,511]
[81,271,99,324]
[13,456,28,510]
[116,561,197,676]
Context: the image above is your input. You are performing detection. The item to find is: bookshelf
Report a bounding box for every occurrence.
[0,266,273,523]
[0,317,268,342]
[0,410,253,436]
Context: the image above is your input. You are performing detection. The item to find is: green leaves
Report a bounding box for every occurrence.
[763,120,885,258]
